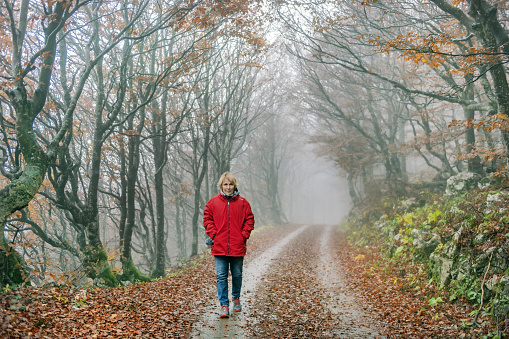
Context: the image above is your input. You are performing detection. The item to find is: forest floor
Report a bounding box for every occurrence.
[0,224,479,338]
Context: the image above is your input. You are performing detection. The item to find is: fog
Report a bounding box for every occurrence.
[282,145,351,225]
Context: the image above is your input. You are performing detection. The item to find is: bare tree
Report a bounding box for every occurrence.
[0,0,93,286]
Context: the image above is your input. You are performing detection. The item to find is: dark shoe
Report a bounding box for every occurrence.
[233,298,241,312]
[219,305,229,318]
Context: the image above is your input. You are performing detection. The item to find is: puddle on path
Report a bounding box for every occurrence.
[318,224,385,338]
[190,225,309,338]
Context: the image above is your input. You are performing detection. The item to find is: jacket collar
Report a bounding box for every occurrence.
[219,189,240,201]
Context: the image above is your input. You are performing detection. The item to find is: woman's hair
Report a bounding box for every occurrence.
[217,172,238,191]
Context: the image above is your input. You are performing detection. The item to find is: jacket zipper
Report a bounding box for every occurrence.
[227,200,230,255]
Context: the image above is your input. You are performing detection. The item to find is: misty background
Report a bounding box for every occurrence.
[281,146,351,225]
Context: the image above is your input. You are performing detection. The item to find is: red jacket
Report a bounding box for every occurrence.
[203,192,255,256]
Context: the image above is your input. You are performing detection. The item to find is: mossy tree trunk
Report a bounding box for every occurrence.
[0,1,84,287]
[120,126,151,282]
[82,218,119,286]
[0,220,29,287]
[120,94,151,283]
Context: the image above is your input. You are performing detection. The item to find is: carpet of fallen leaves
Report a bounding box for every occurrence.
[0,257,216,338]
[332,230,495,338]
[0,224,496,338]
[0,225,290,339]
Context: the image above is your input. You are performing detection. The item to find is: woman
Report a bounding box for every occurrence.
[203,172,255,318]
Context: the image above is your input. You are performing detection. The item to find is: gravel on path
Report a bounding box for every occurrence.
[243,224,384,338]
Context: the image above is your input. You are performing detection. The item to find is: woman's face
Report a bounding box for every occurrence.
[222,178,235,195]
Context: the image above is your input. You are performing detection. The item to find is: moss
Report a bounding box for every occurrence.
[99,267,119,287]
[434,243,444,254]
[121,259,151,283]
[82,246,118,286]
[1,251,28,286]
[0,232,29,287]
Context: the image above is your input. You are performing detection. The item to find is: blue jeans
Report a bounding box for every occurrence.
[214,255,244,306]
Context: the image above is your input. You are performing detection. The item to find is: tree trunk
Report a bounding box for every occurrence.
[191,133,210,256]
[191,120,211,257]
[121,122,150,282]
[346,171,359,206]
[121,101,150,282]
[82,217,117,285]
[175,198,184,260]
[118,124,128,252]
[152,89,167,278]
[462,75,484,174]
[152,146,166,278]
[0,227,28,286]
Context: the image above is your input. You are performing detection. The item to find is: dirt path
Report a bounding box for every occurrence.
[317,225,383,338]
[191,224,384,338]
